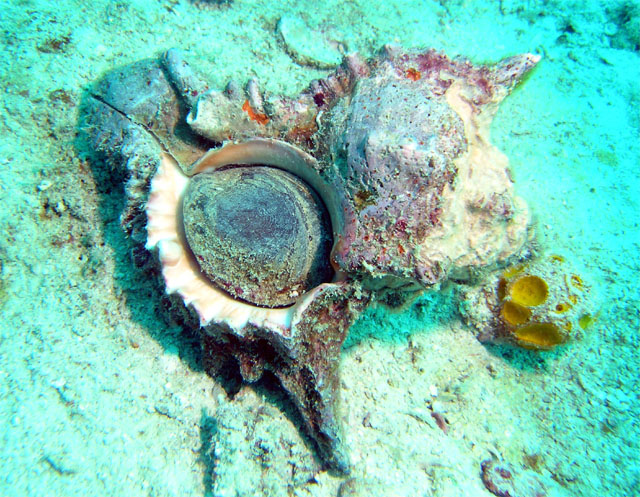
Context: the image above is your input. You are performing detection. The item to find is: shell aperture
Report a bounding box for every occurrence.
[182,165,333,308]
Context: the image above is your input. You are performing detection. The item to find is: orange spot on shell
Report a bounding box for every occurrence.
[406,68,422,81]
[242,99,269,125]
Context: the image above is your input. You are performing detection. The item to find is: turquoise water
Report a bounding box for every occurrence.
[0,0,638,496]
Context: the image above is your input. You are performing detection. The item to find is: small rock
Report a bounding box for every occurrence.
[37,180,53,191]
[481,458,568,497]
[276,15,343,69]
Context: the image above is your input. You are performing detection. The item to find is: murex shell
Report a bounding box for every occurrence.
[84,45,539,471]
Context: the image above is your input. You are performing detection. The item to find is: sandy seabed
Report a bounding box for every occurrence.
[0,0,638,496]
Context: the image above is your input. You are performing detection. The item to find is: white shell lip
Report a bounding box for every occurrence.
[146,138,346,335]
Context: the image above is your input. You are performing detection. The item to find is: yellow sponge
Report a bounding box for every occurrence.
[496,255,592,350]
